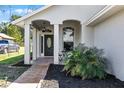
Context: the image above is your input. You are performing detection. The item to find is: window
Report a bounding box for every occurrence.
[0,40,8,44]
[41,36,43,53]
[8,40,15,44]
[63,27,74,51]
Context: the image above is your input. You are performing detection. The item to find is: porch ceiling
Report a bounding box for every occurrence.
[32,20,51,30]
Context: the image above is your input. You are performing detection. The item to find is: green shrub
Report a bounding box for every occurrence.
[63,44,107,79]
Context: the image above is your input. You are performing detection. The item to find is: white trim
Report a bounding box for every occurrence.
[84,5,114,26]
[11,5,53,25]
[36,30,37,59]
[37,31,40,58]
[32,28,37,60]
[84,5,124,26]
[54,24,59,64]
[40,34,44,57]
[24,23,30,64]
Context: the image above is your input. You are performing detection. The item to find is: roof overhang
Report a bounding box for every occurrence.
[11,5,52,27]
[0,33,15,40]
[84,5,124,26]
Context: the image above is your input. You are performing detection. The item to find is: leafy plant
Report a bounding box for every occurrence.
[0,15,24,46]
[63,43,107,79]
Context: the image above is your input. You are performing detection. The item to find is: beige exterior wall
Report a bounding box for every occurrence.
[81,25,94,47]
[26,5,105,24]
[94,10,124,81]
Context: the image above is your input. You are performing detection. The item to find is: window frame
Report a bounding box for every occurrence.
[63,27,74,51]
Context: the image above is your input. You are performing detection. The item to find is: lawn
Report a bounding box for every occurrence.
[0,47,30,88]
[0,47,24,65]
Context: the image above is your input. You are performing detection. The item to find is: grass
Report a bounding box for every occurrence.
[0,64,29,87]
[0,47,24,65]
[0,47,30,87]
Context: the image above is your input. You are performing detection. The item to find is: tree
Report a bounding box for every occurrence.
[8,15,24,46]
[10,14,21,21]
[7,24,24,46]
[0,14,24,46]
[0,22,9,34]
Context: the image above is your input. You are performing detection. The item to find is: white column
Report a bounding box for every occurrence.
[32,28,37,61]
[81,24,94,47]
[54,24,59,64]
[24,23,30,64]
[81,24,86,44]
[37,31,40,58]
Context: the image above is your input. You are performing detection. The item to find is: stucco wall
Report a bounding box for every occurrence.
[94,10,124,81]
[81,26,94,47]
[26,5,105,24]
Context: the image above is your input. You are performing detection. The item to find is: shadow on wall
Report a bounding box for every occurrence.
[105,58,114,75]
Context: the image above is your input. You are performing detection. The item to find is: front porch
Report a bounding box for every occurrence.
[25,19,85,64]
[34,57,54,65]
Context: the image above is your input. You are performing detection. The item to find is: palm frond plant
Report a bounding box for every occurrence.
[63,43,107,79]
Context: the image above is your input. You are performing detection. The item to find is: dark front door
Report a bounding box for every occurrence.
[44,35,54,56]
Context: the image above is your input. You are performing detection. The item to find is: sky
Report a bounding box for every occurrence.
[0,5,43,23]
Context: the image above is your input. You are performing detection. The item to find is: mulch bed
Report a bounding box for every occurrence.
[12,60,32,67]
[44,64,124,88]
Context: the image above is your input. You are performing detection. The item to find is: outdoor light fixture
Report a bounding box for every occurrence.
[42,27,52,32]
[42,22,52,32]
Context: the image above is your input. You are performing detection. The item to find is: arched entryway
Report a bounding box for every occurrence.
[59,20,81,52]
[31,19,82,64]
[31,20,54,61]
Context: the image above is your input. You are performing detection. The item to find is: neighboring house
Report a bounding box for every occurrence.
[12,5,124,81]
[0,33,15,40]
[0,33,19,53]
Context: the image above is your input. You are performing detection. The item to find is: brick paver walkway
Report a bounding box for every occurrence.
[8,57,53,88]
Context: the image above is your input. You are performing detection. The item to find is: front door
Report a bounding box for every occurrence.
[44,35,54,56]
